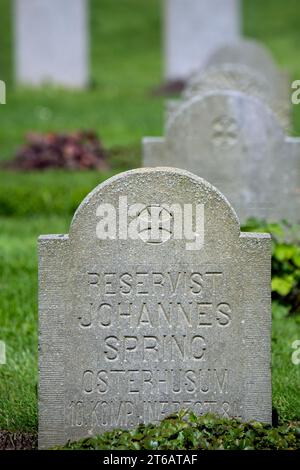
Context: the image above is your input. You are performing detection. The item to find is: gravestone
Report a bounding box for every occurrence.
[204,39,290,107]
[143,92,300,222]
[204,39,287,86]
[14,0,89,88]
[39,168,272,449]
[0,340,6,365]
[0,80,6,104]
[166,64,291,131]
[164,0,240,80]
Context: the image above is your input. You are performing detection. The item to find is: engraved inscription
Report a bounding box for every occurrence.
[212,115,238,148]
[81,368,229,396]
[66,397,242,428]
[67,265,239,431]
[136,205,173,244]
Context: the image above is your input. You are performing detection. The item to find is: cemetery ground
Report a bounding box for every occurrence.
[0,0,300,449]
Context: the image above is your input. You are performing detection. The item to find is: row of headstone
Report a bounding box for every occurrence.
[144,40,299,224]
[38,87,277,449]
[13,0,240,88]
[37,3,286,449]
[167,39,291,132]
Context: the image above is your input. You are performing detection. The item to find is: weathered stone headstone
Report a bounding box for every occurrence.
[0,80,6,104]
[143,92,300,222]
[204,39,287,86]
[0,340,6,365]
[14,0,89,88]
[166,64,291,131]
[39,168,272,449]
[164,0,240,81]
[166,39,291,131]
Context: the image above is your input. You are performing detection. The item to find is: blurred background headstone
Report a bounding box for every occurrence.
[164,0,241,81]
[0,80,5,103]
[14,0,89,88]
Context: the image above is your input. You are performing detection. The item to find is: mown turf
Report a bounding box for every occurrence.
[0,170,114,217]
[272,309,300,422]
[0,216,69,431]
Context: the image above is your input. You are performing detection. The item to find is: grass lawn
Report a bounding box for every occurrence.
[0,0,300,437]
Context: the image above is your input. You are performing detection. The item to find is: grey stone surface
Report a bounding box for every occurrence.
[166,64,291,131]
[0,80,5,104]
[39,168,272,449]
[14,0,89,88]
[204,39,288,86]
[203,39,291,108]
[164,0,240,80]
[144,92,300,223]
[166,39,292,131]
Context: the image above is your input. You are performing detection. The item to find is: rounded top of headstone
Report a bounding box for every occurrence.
[183,64,270,101]
[180,63,290,132]
[167,89,285,140]
[164,91,286,216]
[204,39,279,84]
[69,168,240,248]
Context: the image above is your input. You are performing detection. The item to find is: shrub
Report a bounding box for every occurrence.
[7,131,109,171]
[55,411,300,450]
[242,219,300,316]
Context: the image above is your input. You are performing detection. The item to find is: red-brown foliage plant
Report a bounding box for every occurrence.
[10,131,109,170]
